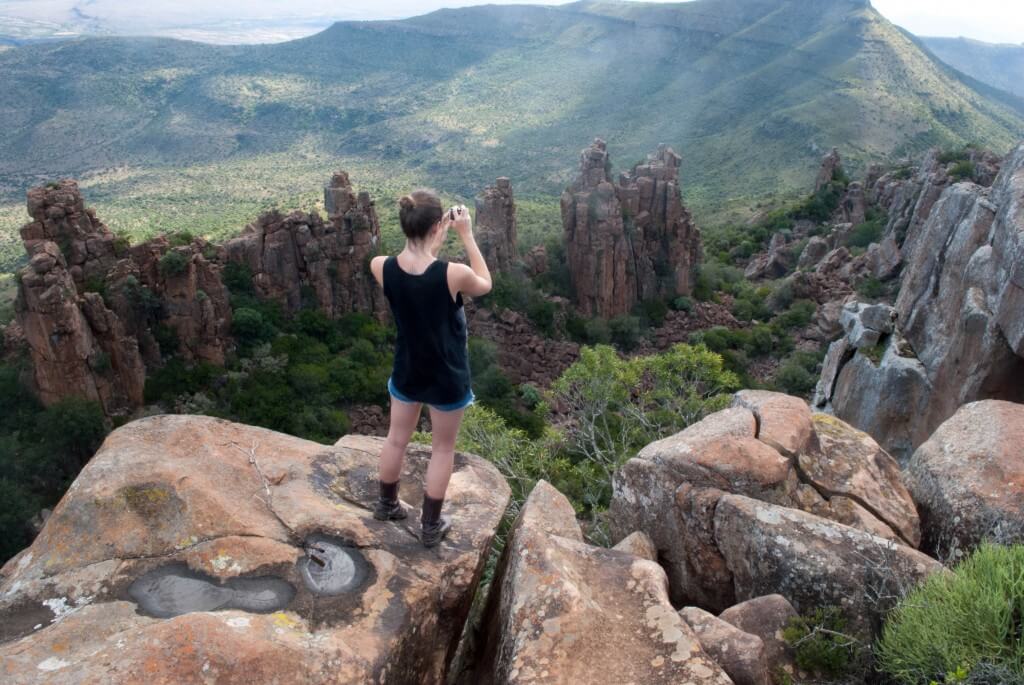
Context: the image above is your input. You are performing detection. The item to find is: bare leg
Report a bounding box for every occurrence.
[379,396,423,484]
[425,406,466,499]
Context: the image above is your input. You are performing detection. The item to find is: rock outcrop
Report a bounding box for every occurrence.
[474,178,517,274]
[906,400,1024,558]
[477,481,730,684]
[11,172,390,416]
[15,240,146,416]
[815,147,843,192]
[224,172,386,321]
[19,180,119,290]
[814,142,1024,458]
[0,416,510,684]
[561,139,701,318]
[610,390,922,612]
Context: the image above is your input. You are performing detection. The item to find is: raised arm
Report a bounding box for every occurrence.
[449,204,492,297]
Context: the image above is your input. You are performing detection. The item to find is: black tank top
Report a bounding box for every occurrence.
[383,256,471,405]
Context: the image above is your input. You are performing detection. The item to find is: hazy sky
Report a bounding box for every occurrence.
[0,0,1021,45]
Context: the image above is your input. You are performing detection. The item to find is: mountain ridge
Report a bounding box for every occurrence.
[0,0,1021,272]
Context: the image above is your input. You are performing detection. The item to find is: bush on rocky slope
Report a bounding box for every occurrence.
[877,543,1024,683]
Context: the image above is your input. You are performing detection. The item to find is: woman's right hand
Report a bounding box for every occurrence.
[450,205,473,238]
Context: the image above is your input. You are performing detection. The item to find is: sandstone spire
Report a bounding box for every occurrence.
[474,177,517,273]
[561,139,701,318]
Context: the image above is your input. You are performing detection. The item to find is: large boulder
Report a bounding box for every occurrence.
[906,400,1024,558]
[0,416,510,684]
[611,390,920,611]
[714,495,943,635]
[477,481,731,684]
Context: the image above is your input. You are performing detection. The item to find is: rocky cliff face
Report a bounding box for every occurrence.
[473,177,517,274]
[224,172,387,321]
[15,238,146,415]
[814,142,1024,459]
[561,139,701,318]
[7,172,389,417]
[0,416,510,684]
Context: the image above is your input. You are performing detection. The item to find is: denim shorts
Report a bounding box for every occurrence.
[387,376,475,412]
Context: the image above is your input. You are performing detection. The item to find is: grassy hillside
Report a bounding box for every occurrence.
[922,37,1024,100]
[1,0,1022,273]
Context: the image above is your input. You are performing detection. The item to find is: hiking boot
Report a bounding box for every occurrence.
[420,515,452,548]
[373,479,407,521]
[420,493,451,548]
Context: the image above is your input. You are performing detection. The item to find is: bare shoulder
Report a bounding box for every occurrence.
[370,255,388,286]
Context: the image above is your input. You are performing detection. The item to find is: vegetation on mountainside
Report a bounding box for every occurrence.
[1,0,1022,264]
[922,37,1024,101]
[877,543,1024,684]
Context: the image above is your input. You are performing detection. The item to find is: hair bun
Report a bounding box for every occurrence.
[399,195,416,211]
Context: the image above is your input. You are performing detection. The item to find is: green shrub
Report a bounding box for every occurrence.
[153,323,180,356]
[950,160,976,182]
[938,146,970,165]
[609,315,642,351]
[550,344,739,512]
[636,299,669,328]
[113,233,131,257]
[783,607,861,677]
[232,308,275,346]
[857,276,885,300]
[83,275,107,300]
[121,275,163,321]
[877,543,1024,684]
[168,231,195,247]
[847,217,885,248]
[158,250,190,278]
[223,261,254,295]
[144,358,221,404]
[0,478,40,561]
[583,318,611,344]
[671,296,693,313]
[774,361,816,396]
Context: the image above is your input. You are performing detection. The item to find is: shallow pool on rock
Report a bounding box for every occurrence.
[128,563,296,618]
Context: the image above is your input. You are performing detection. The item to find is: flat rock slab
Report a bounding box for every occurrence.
[478,481,731,684]
[0,415,510,684]
[713,494,943,635]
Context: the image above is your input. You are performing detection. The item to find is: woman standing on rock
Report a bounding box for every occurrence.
[369,190,492,547]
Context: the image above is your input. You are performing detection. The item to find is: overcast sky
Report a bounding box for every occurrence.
[1,0,1021,45]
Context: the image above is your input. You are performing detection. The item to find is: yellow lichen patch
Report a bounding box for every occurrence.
[174,535,199,550]
[116,484,177,518]
[271,611,302,631]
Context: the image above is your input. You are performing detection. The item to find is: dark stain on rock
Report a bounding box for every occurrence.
[117,483,184,520]
[128,562,295,618]
[0,600,59,645]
